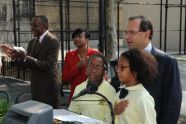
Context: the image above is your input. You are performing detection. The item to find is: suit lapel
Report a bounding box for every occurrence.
[41,33,49,46]
[32,39,42,57]
[34,33,50,56]
[151,46,163,63]
[32,33,50,57]
[151,46,158,56]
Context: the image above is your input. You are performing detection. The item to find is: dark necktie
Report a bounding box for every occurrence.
[119,88,128,99]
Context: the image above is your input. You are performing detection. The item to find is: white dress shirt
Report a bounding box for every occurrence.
[39,30,49,43]
[144,41,152,53]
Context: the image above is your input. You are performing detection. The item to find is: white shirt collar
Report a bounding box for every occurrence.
[39,30,49,43]
[144,41,152,53]
[119,83,143,91]
[85,79,106,91]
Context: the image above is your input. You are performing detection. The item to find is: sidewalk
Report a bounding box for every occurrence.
[174,55,186,61]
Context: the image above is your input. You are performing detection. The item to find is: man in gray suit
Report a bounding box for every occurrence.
[1,15,61,108]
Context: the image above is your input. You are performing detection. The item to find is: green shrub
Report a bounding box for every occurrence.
[0,99,10,123]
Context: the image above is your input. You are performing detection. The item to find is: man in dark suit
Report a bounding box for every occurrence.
[1,15,61,108]
[114,15,182,124]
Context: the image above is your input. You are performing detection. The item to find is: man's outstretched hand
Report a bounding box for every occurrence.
[0,44,26,60]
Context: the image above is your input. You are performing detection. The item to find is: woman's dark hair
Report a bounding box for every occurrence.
[129,15,153,40]
[120,48,158,84]
[72,28,90,39]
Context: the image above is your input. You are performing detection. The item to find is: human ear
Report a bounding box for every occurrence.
[145,30,151,38]
[132,72,137,78]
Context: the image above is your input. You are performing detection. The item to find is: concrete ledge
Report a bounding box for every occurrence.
[176,58,186,61]
[178,114,186,124]
[173,55,186,61]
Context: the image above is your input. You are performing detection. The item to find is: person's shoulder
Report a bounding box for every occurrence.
[29,38,36,43]
[66,49,78,56]
[88,47,99,53]
[47,32,56,38]
[152,47,177,61]
[28,38,36,46]
[46,32,59,42]
[102,80,116,92]
[133,85,154,103]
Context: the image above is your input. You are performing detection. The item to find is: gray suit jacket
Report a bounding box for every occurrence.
[13,32,61,108]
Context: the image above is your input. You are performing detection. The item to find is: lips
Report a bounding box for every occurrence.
[90,75,96,78]
[127,42,133,47]
[75,42,80,44]
[89,74,97,80]
[127,41,132,44]
[74,41,81,44]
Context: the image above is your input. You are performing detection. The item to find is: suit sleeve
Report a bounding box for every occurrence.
[62,52,80,83]
[24,38,60,71]
[160,58,182,124]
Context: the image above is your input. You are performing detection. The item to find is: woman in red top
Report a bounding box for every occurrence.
[62,28,99,101]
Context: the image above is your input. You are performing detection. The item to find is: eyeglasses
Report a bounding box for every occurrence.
[115,65,129,72]
[88,63,104,71]
[124,30,142,36]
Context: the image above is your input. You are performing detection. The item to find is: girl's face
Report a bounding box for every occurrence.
[116,56,137,86]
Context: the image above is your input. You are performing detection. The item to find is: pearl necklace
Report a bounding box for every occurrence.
[78,52,87,61]
[78,47,88,61]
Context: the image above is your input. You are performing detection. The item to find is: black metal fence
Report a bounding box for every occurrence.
[1,0,186,81]
[1,56,31,81]
[0,56,62,82]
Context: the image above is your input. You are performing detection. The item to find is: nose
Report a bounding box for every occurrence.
[91,68,97,72]
[73,38,79,43]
